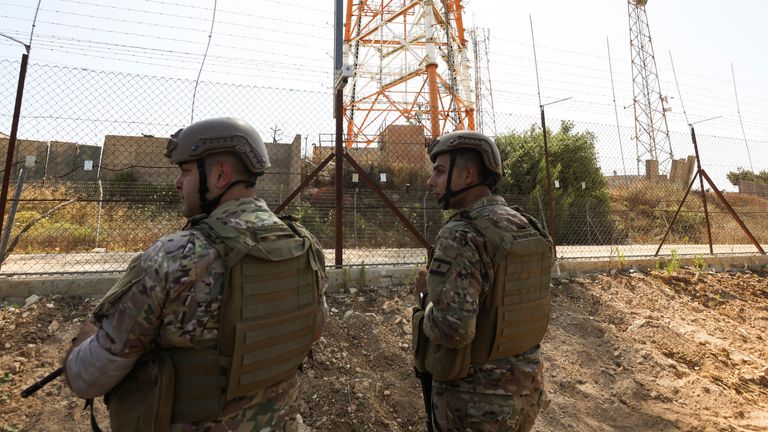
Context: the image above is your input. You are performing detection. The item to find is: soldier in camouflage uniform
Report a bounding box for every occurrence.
[64,117,328,431]
[413,130,552,431]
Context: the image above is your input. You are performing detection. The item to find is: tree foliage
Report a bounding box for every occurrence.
[494,121,616,245]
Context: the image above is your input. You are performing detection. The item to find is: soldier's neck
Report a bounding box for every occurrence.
[451,186,492,210]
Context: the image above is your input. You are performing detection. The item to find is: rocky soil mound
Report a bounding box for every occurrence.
[1,267,766,431]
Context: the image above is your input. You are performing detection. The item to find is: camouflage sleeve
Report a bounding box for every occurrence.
[423,224,491,349]
[95,232,206,357]
[309,234,328,339]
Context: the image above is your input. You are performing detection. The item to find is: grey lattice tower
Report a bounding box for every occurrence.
[628,0,674,175]
[470,28,497,137]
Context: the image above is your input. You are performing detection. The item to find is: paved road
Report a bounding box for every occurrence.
[1,243,765,275]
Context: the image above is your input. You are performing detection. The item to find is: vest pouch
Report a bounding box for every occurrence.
[411,308,429,373]
[424,339,472,381]
[106,350,174,432]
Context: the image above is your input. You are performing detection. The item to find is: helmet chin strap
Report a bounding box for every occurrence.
[436,152,485,210]
[196,159,213,215]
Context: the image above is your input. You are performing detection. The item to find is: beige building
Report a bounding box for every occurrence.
[98,134,303,207]
[312,124,430,175]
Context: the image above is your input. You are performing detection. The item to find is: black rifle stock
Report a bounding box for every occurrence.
[21,366,64,398]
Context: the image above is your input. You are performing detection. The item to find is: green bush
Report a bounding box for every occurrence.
[495,121,616,245]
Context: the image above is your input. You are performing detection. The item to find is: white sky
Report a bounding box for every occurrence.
[1,0,766,189]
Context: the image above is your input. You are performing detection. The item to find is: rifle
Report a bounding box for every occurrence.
[414,245,435,431]
[20,366,64,398]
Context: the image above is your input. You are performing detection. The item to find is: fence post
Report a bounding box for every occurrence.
[353,186,359,248]
[0,53,30,245]
[0,168,27,265]
[95,179,103,249]
[423,190,429,240]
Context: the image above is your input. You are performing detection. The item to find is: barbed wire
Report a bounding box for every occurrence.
[0,16,330,51]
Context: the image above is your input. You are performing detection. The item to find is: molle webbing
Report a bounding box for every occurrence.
[170,215,319,422]
[464,208,553,363]
[224,251,317,400]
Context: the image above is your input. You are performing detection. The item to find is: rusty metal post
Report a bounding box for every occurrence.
[275,153,334,214]
[0,168,26,264]
[540,107,557,258]
[700,170,765,255]
[654,173,698,256]
[344,153,430,249]
[690,126,713,254]
[0,53,29,243]
[333,0,344,267]
[334,89,344,267]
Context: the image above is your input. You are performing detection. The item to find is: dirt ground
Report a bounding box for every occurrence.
[1,266,767,431]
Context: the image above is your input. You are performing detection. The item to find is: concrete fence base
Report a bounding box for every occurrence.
[2,254,767,305]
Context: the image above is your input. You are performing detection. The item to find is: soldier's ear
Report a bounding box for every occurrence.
[463,163,478,185]
[212,161,234,189]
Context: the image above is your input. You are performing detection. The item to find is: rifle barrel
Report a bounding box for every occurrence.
[20,367,64,398]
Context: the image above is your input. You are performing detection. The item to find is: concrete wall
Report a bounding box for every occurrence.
[46,141,101,181]
[607,156,695,189]
[259,135,302,207]
[99,134,302,195]
[2,254,766,303]
[669,156,696,188]
[0,138,101,181]
[312,145,382,167]
[739,180,768,199]
[99,135,175,183]
[0,138,50,180]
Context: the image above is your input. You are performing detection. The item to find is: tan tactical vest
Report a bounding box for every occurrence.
[169,216,323,422]
[413,204,552,380]
[97,215,324,428]
[461,207,553,363]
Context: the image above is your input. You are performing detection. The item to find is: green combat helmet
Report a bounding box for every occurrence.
[427,130,503,209]
[166,117,270,214]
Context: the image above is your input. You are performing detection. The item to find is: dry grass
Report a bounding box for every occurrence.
[5,183,183,254]
[3,181,767,255]
[610,180,768,245]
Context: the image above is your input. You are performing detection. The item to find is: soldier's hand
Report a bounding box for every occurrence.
[414,265,428,305]
[71,320,98,348]
[62,320,98,371]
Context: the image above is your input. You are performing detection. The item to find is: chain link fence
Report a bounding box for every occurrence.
[1,59,767,275]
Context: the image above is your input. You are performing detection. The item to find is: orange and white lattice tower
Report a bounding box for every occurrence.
[343,0,474,146]
[628,0,674,174]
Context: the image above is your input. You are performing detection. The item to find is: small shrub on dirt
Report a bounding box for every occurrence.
[693,255,706,275]
[665,249,681,276]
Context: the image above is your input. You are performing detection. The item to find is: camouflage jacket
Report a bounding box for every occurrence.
[93,198,326,430]
[423,195,545,394]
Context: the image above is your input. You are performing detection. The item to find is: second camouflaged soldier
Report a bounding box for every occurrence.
[412,130,553,431]
[64,117,328,431]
